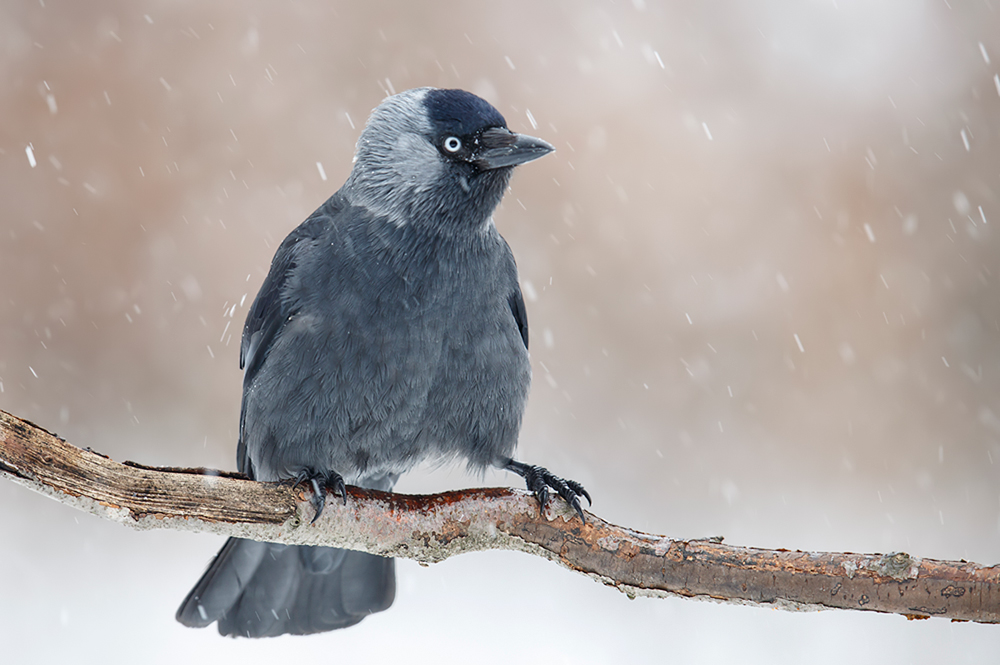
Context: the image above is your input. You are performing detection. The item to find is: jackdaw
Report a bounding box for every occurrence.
[175,87,590,637]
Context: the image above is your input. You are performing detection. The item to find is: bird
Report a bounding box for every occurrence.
[175,87,590,638]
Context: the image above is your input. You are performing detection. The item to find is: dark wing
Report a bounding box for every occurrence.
[237,212,332,476]
[508,286,529,350]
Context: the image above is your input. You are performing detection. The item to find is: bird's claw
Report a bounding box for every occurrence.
[293,467,347,523]
[505,460,591,523]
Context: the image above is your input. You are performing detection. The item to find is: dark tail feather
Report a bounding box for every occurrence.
[177,473,398,637]
[176,538,394,637]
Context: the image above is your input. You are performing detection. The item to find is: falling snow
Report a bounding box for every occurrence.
[5,3,1000,661]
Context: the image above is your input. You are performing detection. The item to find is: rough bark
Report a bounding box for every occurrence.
[1,408,998,623]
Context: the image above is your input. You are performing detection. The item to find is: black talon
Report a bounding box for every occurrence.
[567,480,592,506]
[331,474,347,506]
[293,467,347,523]
[537,484,549,513]
[308,476,325,523]
[504,459,591,523]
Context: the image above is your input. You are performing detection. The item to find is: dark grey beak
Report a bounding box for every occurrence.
[475,128,555,170]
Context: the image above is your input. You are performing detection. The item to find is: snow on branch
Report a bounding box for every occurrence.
[1,408,998,623]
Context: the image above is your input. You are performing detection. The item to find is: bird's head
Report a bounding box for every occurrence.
[344,88,553,236]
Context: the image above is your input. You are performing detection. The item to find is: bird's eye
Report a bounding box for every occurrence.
[443,136,462,153]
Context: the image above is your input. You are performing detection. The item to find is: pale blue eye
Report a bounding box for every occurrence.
[443,136,462,152]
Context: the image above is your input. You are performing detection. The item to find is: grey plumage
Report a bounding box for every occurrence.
[176,87,588,638]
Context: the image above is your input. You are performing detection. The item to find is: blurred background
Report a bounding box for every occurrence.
[2,0,999,662]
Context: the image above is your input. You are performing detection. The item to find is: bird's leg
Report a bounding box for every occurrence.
[504,459,592,523]
[293,467,348,523]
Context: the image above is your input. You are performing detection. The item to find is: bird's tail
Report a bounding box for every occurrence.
[175,475,397,637]
[176,539,394,636]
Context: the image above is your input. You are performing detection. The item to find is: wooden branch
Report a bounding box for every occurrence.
[2,409,998,624]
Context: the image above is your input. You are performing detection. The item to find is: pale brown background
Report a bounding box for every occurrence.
[2,0,999,662]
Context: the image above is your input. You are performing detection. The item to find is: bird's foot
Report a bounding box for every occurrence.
[293,467,347,523]
[504,459,591,523]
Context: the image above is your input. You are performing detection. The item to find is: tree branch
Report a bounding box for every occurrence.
[2,408,998,624]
